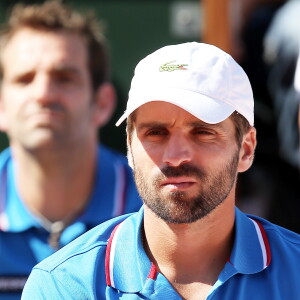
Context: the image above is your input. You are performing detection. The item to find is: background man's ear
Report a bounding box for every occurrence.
[0,99,8,132]
[93,82,116,128]
[237,127,257,173]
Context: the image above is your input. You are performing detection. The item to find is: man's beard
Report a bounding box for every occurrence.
[133,150,240,224]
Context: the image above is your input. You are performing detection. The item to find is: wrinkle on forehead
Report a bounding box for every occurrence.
[135,101,233,133]
[135,120,230,134]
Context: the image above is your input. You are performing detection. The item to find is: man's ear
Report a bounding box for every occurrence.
[237,127,257,173]
[93,82,116,128]
[0,98,8,132]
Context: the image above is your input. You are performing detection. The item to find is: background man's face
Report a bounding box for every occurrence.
[0,28,97,152]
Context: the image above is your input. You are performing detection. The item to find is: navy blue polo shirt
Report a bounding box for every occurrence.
[22,206,300,299]
[0,146,141,299]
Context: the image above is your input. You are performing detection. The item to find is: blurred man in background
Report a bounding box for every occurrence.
[262,0,300,230]
[0,1,141,298]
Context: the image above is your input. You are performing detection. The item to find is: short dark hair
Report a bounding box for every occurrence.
[0,0,109,90]
[230,111,251,145]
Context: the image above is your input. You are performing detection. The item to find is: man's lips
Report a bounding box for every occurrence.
[27,110,64,122]
[25,104,66,118]
[160,177,197,190]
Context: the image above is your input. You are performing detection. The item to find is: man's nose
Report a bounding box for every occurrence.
[162,133,192,167]
[32,75,56,104]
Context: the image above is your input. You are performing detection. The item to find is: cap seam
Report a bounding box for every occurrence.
[222,52,232,103]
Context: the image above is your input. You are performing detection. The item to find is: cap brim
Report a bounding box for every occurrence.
[115,87,235,126]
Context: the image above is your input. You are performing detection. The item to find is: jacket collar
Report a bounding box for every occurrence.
[0,149,40,231]
[105,207,271,293]
[0,146,124,232]
[229,208,271,274]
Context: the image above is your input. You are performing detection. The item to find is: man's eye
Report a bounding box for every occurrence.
[147,129,168,136]
[15,74,34,85]
[55,74,74,83]
[196,130,213,135]
[193,128,215,136]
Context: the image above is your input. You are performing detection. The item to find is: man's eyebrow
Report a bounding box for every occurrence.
[136,120,226,130]
[13,65,81,78]
[51,65,81,74]
[188,121,226,130]
[136,122,168,131]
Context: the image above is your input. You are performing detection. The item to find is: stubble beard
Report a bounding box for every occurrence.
[133,151,240,224]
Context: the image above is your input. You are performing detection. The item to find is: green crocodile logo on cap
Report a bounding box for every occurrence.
[159,60,188,72]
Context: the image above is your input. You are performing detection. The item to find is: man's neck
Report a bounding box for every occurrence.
[12,141,98,222]
[143,200,235,300]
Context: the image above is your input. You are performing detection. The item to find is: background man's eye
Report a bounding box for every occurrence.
[16,74,34,85]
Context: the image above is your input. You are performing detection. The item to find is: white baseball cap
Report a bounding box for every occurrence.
[116,42,254,126]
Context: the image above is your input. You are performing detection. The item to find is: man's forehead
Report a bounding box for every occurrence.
[134,101,232,129]
[135,101,189,117]
[1,28,88,76]
[2,28,87,60]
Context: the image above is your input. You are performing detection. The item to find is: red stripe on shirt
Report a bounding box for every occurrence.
[255,220,272,267]
[147,263,158,280]
[105,224,121,286]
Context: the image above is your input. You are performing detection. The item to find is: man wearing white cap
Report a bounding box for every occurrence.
[22,42,300,300]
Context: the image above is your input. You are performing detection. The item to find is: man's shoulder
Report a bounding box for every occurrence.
[97,145,133,179]
[33,212,137,273]
[0,148,12,167]
[99,145,128,166]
